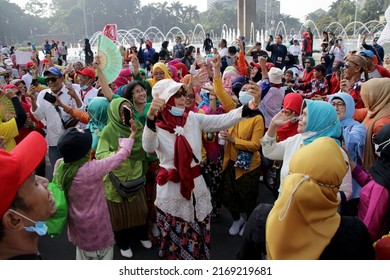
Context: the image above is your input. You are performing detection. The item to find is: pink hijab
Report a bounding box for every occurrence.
[222,70,239,97]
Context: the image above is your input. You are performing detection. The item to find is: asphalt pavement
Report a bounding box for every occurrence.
[39,162,275,260]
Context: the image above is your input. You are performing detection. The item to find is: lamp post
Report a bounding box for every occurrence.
[83,0,88,38]
[354,0,358,37]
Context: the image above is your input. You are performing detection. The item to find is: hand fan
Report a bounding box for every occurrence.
[0,93,15,122]
[98,34,122,84]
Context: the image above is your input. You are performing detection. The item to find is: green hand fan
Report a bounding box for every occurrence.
[98,34,122,84]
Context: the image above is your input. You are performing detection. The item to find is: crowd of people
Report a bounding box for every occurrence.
[1,26,390,261]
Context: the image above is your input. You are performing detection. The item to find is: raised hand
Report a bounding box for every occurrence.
[147,93,165,120]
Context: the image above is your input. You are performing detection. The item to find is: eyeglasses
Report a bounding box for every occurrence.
[173,89,187,98]
[344,62,356,69]
[185,94,195,99]
[45,77,59,83]
[331,102,345,109]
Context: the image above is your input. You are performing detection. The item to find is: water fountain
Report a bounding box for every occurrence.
[69,19,387,62]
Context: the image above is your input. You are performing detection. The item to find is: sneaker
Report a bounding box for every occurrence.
[140,240,152,249]
[120,247,133,258]
[239,223,246,237]
[229,217,245,236]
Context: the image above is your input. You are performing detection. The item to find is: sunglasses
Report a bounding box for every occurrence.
[45,77,59,83]
[173,89,187,98]
[185,94,195,99]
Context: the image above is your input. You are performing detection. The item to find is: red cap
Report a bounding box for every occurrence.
[76,67,96,80]
[2,84,18,91]
[42,58,49,65]
[250,62,261,69]
[26,61,35,68]
[0,132,47,218]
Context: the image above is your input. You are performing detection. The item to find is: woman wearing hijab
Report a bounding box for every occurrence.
[54,124,137,260]
[354,78,390,170]
[222,68,239,97]
[266,137,374,260]
[262,100,352,201]
[328,92,366,213]
[123,80,160,237]
[276,93,303,142]
[350,123,390,242]
[212,55,265,236]
[142,77,261,259]
[95,98,150,259]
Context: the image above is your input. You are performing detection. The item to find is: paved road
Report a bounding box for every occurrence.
[38,176,275,260]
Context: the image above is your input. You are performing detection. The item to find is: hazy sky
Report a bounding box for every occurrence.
[10,0,337,20]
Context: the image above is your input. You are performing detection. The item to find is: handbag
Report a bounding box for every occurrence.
[63,117,79,129]
[54,105,78,129]
[45,182,68,237]
[234,150,253,170]
[108,172,145,198]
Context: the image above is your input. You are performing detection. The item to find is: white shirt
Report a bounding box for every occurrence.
[262,133,353,201]
[219,47,228,57]
[142,107,244,222]
[73,84,98,106]
[288,45,301,56]
[31,84,84,146]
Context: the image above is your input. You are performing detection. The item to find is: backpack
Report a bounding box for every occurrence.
[358,183,390,242]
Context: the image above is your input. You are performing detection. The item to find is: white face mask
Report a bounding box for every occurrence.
[239,91,253,105]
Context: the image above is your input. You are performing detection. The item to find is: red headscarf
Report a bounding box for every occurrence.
[277,93,303,142]
[173,62,188,79]
[155,94,195,200]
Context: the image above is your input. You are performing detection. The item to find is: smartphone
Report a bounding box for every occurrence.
[246,66,252,82]
[340,67,345,78]
[43,92,56,104]
[196,47,200,54]
[269,35,274,41]
[123,106,133,127]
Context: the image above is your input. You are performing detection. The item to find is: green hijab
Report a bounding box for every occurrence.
[99,97,145,161]
[86,97,110,151]
[53,155,89,194]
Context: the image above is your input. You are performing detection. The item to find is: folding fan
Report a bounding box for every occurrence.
[98,34,122,84]
[0,93,15,122]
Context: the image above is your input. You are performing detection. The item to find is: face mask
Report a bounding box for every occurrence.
[239,91,253,105]
[169,106,185,117]
[191,52,196,58]
[80,84,89,91]
[374,139,390,157]
[8,209,48,236]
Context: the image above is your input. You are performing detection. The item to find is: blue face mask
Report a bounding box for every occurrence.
[9,209,48,236]
[169,106,185,117]
[80,84,89,91]
[239,91,253,105]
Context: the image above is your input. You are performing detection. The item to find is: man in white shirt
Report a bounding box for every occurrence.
[30,67,84,167]
[75,67,98,106]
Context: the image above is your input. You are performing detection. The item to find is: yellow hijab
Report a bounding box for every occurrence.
[147,62,171,88]
[361,78,390,169]
[266,137,348,260]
